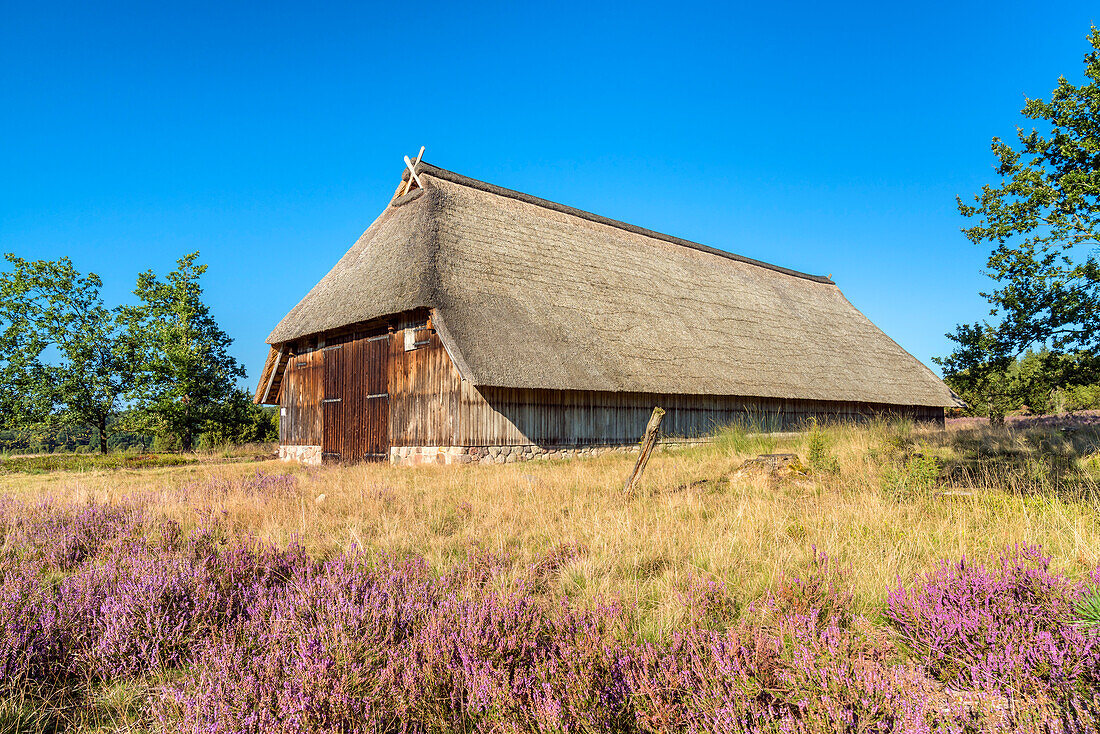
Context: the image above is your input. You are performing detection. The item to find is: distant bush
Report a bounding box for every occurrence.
[945,349,1100,420]
[1052,383,1100,414]
[199,389,278,448]
[0,390,277,456]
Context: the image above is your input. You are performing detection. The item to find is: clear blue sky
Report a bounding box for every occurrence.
[2,1,1097,386]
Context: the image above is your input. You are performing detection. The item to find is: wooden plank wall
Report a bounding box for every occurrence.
[279,342,323,446]
[389,328,460,446]
[361,335,391,459]
[386,322,944,447]
[463,387,942,445]
[280,310,946,455]
[321,336,349,460]
[311,331,391,462]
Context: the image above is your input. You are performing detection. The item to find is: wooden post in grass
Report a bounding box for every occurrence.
[624,407,665,493]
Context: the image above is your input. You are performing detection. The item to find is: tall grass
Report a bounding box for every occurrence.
[3,420,1098,635]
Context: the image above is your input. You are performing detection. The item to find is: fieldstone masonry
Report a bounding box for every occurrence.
[389,441,708,466]
[278,444,322,465]
[279,442,709,466]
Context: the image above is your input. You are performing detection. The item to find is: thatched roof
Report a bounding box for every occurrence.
[266,161,956,408]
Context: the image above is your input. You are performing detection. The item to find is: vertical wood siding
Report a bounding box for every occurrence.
[279,310,946,461]
[318,331,390,462]
[388,328,459,446]
[279,342,322,446]
[361,334,391,460]
[460,387,943,445]
[386,326,944,447]
[321,336,348,461]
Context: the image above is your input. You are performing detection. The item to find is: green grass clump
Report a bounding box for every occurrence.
[882,453,941,498]
[1074,587,1100,628]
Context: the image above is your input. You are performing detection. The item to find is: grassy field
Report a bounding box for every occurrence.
[0,444,275,475]
[4,421,1098,633]
[3,419,1100,732]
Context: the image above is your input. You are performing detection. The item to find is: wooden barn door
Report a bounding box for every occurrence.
[321,337,348,463]
[360,333,390,461]
[321,332,390,464]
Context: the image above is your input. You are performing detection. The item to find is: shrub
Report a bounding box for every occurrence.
[626,590,934,733]
[882,453,941,498]
[0,568,66,687]
[7,496,1100,732]
[678,575,739,629]
[885,544,1100,696]
[59,549,222,678]
[772,547,853,627]
[806,421,840,475]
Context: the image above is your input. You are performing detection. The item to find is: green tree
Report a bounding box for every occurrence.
[121,252,245,451]
[0,261,49,430]
[939,324,1019,425]
[0,255,136,453]
[942,26,1100,408]
[202,388,279,446]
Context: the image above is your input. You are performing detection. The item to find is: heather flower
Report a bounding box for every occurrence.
[0,566,66,687]
[164,554,440,732]
[886,544,1100,697]
[189,470,299,498]
[770,547,854,626]
[678,575,739,629]
[238,470,299,495]
[61,549,220,677]
[20,500,142,570]
[624,608,936,733]
[4,496,1099,733]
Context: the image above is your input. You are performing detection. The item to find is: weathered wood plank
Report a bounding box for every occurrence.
[624,407,665,493]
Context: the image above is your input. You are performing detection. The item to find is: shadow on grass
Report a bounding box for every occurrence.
[916,422,1100,503]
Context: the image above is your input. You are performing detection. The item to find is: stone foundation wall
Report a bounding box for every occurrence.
[389,441,708,466]
[279,444,322,465]
[277,441,709,467]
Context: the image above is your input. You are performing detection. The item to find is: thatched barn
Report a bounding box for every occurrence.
[254,158,956,465]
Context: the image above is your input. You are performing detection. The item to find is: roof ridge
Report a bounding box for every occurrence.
[411,161,835,285]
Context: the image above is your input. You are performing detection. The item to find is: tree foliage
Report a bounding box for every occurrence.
[120,253,245,451]
[0,251,259,454]
[943,349,1100,422]
[0,255,136,452]
[0,277,46,429]
[941,26,1100,415]
[939,324,1017,424]
[201,389,279,447]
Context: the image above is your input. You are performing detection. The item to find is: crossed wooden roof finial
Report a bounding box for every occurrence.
[401,146,425,197]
